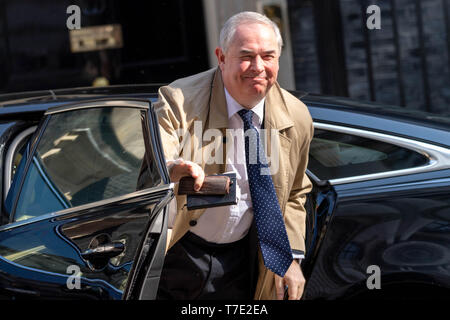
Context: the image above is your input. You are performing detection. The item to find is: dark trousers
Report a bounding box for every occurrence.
[156,227,258,300]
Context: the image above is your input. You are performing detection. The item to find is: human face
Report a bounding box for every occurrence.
[216,22,280,109]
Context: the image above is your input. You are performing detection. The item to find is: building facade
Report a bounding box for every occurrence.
[0,0,448,115]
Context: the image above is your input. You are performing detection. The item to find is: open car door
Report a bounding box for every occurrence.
[302,175,337,282]
[0,99,173,299]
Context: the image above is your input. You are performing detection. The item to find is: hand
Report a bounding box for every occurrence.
[167,159,205,191]
[274,260,306,300]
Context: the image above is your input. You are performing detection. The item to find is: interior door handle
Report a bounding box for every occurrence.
[81,242,125,261]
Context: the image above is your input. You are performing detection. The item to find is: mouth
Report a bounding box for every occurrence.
[244,75,267,82]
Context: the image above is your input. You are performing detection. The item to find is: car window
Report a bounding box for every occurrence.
[12,107,161,222]
[308,129,429,181]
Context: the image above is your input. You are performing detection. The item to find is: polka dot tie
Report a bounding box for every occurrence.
[238,109,293,277]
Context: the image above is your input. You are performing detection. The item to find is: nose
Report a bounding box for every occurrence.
[251,55,264,73]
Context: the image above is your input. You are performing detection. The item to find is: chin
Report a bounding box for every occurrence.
[249,84,267,97]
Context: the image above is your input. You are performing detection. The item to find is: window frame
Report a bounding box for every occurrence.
[3,99,172,228]
[3,125,37,200]
[307,122,450,185]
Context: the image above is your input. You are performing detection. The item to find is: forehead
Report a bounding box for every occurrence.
[230,22,278,50]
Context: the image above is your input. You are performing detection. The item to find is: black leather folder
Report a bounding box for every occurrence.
[184,172,237,210]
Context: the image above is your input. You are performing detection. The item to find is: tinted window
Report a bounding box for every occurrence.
[13,107,161,222]
[308,129,429,180]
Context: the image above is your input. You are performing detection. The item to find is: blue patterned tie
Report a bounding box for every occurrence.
[238,108,293,277]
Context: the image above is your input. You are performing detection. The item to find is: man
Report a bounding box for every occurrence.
[155,11,313,300]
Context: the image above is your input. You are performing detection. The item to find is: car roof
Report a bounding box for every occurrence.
[0,84,162,106]
[299,93,450,148]
[301,93,450,129]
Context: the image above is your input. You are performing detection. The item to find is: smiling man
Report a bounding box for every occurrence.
[155,11,313,300]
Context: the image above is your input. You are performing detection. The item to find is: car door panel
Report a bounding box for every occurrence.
[303,184,337,261]
[302,180,338,280]
[0,99,173,299]
[304,171,450,299]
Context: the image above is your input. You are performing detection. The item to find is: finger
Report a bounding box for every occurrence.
[296,264,306,300]
[297,282,305,300]
[274,275,284,300]
[288,283,299,300]
[185,162,199,178]
[182,161,204,190]
[193,167,205,191]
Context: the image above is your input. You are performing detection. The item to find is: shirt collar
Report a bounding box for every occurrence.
[224,87,265,126]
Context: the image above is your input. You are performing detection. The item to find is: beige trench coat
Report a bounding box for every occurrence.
[154,68,313,299]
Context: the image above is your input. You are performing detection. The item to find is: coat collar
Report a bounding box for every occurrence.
[207,68,228,129]
[207,68,294,131]
[264,82,294,131]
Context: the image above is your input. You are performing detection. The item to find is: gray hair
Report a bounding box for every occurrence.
[219,11,283,54]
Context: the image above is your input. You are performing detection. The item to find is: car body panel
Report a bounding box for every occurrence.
[0,189,171,299]
[303,168,450,299]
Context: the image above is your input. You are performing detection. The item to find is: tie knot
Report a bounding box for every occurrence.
[237,109,254,127]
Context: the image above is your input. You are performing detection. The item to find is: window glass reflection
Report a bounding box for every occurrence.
[13,107,161,222]
[308,129,429,181]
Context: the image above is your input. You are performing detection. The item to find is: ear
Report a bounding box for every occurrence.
[215,47,225,70]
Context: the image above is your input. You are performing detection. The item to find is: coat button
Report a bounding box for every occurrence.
[189,220,197,226]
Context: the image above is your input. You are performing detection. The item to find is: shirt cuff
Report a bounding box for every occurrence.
[292,253,304,260]
[292,249,305,261]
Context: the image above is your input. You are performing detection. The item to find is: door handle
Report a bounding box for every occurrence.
[81,242,125,261]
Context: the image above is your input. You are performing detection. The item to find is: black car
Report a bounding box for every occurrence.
[0,86,448,299]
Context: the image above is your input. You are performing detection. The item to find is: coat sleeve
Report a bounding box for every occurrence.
[153,85,183,162]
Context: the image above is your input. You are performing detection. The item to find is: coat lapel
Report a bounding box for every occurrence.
[264,82,294,132]
[263,82,293,183]
[207,68,229,130]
